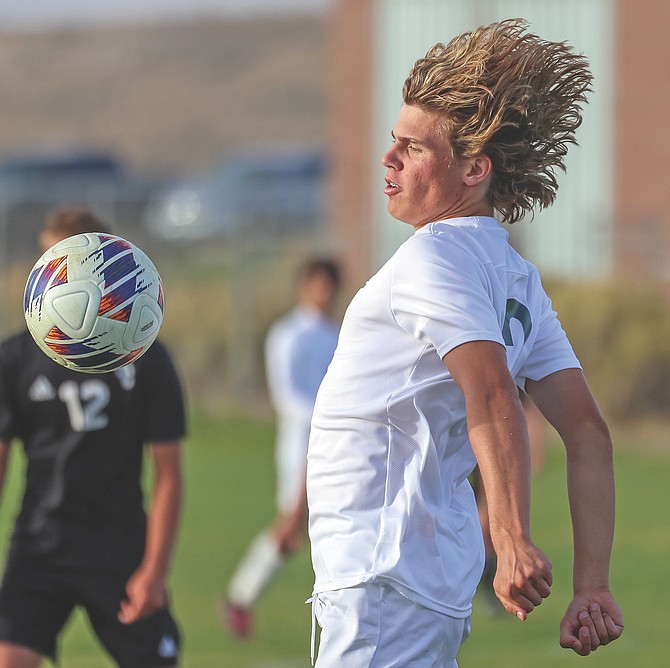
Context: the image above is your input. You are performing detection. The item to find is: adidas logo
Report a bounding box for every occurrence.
[158,634,178,659]
[28,375,56,402]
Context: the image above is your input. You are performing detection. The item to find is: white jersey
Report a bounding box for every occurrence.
[307,216,580,617]
[265,305,339,513]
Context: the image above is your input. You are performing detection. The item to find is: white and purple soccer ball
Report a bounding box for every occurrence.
[24,232,165,373]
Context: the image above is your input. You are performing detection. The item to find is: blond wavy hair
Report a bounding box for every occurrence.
[403,19,592,223]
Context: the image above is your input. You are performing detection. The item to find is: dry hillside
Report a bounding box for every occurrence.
[0,14,327,177]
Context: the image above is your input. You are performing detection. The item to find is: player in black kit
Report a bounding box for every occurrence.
[0,207,186,668]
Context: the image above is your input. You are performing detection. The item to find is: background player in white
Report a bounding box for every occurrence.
[221,259,340,639]
[0,207,185,668]
[306,19,623,666]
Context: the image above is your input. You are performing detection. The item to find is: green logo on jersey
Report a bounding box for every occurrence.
[502,299,532,346]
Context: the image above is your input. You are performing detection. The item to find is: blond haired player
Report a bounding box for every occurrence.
[307,20,623,666]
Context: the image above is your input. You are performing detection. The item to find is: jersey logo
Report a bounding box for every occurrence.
[114,363,136,391]
[502,299,532,346]
[158,634,178,658]
[28,375,56,401]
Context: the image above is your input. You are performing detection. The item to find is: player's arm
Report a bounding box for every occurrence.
[273,470,308,555]
[526,369,623,655]
[118,440,183,624]
[0,346,16,502]
[0,439,11,500]
[444,340,552,620]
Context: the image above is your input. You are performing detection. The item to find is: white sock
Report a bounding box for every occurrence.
[227,530,283,608]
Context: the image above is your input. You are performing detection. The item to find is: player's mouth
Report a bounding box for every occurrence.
[384,177,401,196]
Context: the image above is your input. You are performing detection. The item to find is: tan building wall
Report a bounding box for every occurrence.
[328,0,375,290]
[615,0,670,282]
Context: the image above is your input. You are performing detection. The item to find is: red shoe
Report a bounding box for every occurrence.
[219,600,253,639]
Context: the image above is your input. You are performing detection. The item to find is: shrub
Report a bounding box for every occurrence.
[546,280,670,419]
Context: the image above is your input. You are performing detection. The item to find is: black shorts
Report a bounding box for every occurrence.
[0,559,180,667]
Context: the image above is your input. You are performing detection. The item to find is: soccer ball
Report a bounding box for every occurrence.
[24,232,165,373]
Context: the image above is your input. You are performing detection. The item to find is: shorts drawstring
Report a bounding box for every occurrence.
[305,593,318,665]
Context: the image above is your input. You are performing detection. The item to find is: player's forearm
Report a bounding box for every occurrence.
[445,342,534,546]
[565,420,615,592]
[143,468,182,580]
[468,387,533,546]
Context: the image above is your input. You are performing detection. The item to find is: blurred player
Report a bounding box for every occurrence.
[221,258,340,639]
[0,207,186,667]
[306,19,623,666]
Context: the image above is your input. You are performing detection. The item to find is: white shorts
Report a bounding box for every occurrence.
[311,583,471,667]
[275,415,310,514]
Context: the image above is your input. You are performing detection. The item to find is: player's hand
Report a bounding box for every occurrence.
[493,539,553,620]
[560,589,624,655]
[118,566,167,624]
[273,511,306,555]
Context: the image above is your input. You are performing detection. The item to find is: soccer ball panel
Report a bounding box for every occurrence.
[121,294,163,348]
[23,233,164,373]
[44,281,101,339]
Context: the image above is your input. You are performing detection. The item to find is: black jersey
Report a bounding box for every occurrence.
[0,332,186,574]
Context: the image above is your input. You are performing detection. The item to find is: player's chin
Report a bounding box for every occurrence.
[386,203,415,226]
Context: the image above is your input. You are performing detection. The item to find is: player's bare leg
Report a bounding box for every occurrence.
[219,530,282,639]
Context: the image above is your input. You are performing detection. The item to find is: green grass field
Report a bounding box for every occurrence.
[1,412,667,667]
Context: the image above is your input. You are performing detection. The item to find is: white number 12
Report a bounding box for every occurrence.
[58,380,110,432]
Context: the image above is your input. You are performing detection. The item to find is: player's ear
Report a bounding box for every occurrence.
[463,155,492,186]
